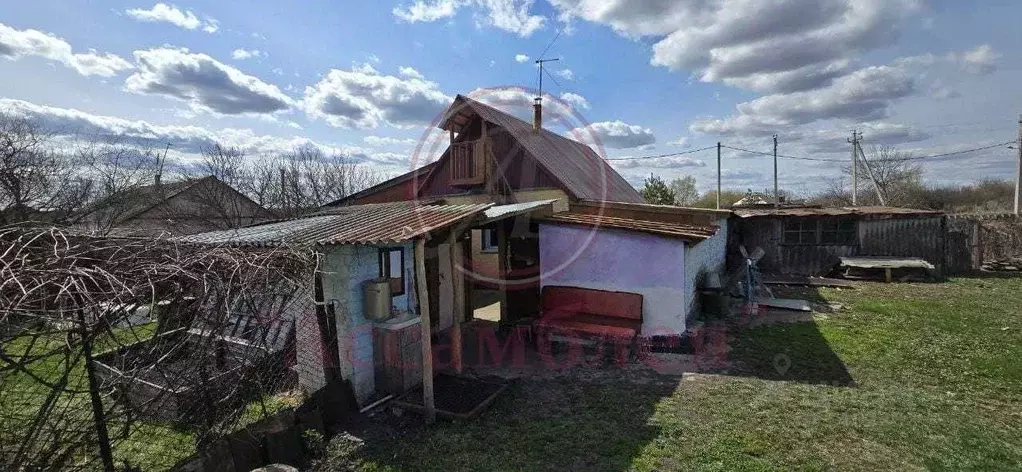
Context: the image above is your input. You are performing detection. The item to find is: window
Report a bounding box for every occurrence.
[783,219,818,245]
[820,218,856,245]
[481,228,498,253]
[378,247,405,296]
[782,218,857,245]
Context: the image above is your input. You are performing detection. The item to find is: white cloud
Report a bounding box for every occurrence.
[958,44,1000,76]
[555,68,574,81]
[551,0,921,92]
[896,44,1001,76]
[611,156,706,170]
[691,64,916,136]
[0,23,132,77]
[364,135,418,147]
[575,120,656,149]
[559,92,589,109]
[125,3,219,33]
[302,64,452,129]
[125,47,293,115]
[231,48,265,60]
[515,53,530,63]
[666,136,689,147]
[394,0,545,37]
[398,66,425,79]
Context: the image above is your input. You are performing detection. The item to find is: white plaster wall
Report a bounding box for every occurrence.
[319,242,416,406]
[538,224,689,336]
[683,217,729,319]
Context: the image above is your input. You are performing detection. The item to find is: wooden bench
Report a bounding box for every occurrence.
[534,286,643,343]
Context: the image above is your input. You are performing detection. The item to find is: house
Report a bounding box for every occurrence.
[75,175,274,237]
[179,94,730,419]
[729,205,946,276]
[325,94,728,333]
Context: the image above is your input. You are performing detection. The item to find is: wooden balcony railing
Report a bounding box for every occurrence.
[449,139,487,186]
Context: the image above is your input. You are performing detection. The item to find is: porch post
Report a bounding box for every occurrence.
[449,230,464,373]
[414,238,436,423]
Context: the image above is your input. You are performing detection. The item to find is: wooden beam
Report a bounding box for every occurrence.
[449,230,464,373]
[414,238,436,424]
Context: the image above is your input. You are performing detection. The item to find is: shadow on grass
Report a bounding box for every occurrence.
[726,285,855,387]
[323,377,676,471]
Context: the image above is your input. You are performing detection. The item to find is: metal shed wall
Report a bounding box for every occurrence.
[728,215,947,276]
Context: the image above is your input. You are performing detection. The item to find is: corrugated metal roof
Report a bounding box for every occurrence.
[539,212,719,243]
[734,206,942,218]
[481,199,562,223]
[442,95,644,204]
[177,201,491,247]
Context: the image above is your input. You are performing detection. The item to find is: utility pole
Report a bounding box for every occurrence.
[715,139,723,206]
[773,135,779,208]
[848,131,860,206]
[1015,114,1021,215]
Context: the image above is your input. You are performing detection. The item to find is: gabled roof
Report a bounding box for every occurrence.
[177,201,491,247]
[325,161,438,207]
[77,176,211,224]
[440,95,643,203]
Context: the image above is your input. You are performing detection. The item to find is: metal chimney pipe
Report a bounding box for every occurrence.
[533,97,542,132]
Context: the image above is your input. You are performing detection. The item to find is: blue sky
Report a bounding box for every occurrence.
[2,1,1020,196]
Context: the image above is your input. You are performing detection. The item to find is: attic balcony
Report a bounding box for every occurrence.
[449,139,488,187]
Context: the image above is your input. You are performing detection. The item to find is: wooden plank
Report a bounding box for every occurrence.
[755,297,812,312]
[762,275,856,288]
[414,239,436,424]
[839,257,935,270]
[449,231,464,374]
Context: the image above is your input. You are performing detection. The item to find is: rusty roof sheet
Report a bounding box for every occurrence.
[733,206,942,218]
[539,212,719,243]
[441,95,644,204]
[177,201,491,247]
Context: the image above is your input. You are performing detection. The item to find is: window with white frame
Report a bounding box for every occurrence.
[481,228,498,253]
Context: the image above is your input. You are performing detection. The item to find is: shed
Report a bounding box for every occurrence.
[536,201,730,335]
[729,206,946,276]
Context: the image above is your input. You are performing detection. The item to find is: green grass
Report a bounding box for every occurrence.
[320,277,1022,471]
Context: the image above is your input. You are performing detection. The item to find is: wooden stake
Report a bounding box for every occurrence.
[449,231,464,373]
[415,239,436,423]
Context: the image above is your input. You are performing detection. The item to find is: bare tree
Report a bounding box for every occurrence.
[0,112,81,224]
[842,144,924,207]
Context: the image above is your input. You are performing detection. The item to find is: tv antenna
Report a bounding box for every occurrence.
[535,58,559,100]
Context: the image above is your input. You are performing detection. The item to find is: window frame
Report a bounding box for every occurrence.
[481,228,499,253]
[781,217,857,246]
[378,247,405,297]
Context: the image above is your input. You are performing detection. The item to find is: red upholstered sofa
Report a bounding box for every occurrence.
[534,286,643,341]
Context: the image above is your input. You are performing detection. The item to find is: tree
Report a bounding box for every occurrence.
[669,175,698,206]
[843,144,924,207]
[640,173,676,205]
[0,112,84,224]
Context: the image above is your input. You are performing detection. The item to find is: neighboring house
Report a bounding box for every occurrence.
[729,205,946,276]
[76,176,274,237]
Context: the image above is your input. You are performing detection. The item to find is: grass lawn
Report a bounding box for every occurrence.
[320,277,1022,471]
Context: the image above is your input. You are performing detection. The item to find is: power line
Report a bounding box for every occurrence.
[859,139,1018,161]
[604,145,717,161]
[722,145,844,162]
[606,140,1018,163]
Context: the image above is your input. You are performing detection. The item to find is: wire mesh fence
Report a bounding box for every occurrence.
[0,226,320,471]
